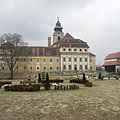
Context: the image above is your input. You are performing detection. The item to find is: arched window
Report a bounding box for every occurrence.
[58,36,60,40]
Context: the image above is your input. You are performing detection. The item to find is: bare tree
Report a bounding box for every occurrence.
[0,33,27,79]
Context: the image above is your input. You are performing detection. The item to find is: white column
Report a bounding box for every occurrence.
[83,56,85,71]
[88,56,90,70]
[77,56,79,71]
[61,55,63,71]
[72,56,74,71]
[66,56,68,71]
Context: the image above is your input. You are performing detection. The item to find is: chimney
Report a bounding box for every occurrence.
[48,37,51,48]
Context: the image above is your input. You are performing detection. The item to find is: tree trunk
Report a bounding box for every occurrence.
[10,69,13,79]
[10,58,14,79]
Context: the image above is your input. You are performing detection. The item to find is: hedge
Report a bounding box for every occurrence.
[49,79,64,83]
[54,85,79,90]
[4,84,41,92]
[0,81,12,88]
[70,78,84,84]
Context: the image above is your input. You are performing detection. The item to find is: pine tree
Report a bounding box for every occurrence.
[83,73,86,83]
[44,73,50,90]
[98,73,101,79]
[38,73,41,83]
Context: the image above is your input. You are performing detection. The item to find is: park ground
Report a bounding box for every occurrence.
[0,73,120,120]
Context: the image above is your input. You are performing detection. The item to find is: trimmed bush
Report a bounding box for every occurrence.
[4,84,41,92]
[83,73,86,83]
[85,82,92,87]
[0,81,12,88]
[70,78,84,84]
[98,73,101,79]
[44,73,50,90]
[38,73,41,83]
[49,79,64,83]
[54,85,79,90]
[20,80,36,84]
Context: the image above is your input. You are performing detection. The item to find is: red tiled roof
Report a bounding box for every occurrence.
[96,65,102,68]
[19,46,59,56]
[52,33,89,48]
[105,52,120,60]
[63,33,74,40]
[102,61,120,66]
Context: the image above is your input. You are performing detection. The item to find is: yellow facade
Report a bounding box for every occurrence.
[13,56,60,72]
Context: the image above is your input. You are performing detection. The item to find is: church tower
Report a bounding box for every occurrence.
[53,17,64,44]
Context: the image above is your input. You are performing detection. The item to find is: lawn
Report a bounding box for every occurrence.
[0,79,120,120]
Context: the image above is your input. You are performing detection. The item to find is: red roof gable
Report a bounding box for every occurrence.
[52,32,89,48]
[105,52,120,60]
[63,33,74,40]
[102,61,120,66]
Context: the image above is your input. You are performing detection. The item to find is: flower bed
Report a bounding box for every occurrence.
[54,85,79,90]
[20,80,36,84]
[0,81,12,88]
[4,84,41,92]
[70,78,84,84]
[49,79,64,83]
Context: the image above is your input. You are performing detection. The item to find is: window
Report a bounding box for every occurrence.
[2,66,4,70]
[23,58,26,62]
[50,67,52,70]
[74,65,77,71]
[90,67,92,70]
[63,48,65,51]
[80,58,82,62]
[85,49,87,52]
[90,58,92,62]
[85,65,88,69]
[69,65,71,70]
[56,58,59,62]
[85,58,87,62]
[80,49,82,52]
[63,57,66,62]
[50,58,52,62]
[58,36,60,40]
[30,58,32,62]
[37,67,39,71]
[16,66,19,70]
[16,58,19,62]
[30,67,32,70]
[37,58,39,62]
[80,65,82,69]
[74,48,76,51]
[63,65,66,70]
[43,58,46,62]
[24,66,26,70]
[69,57,71,62]
[69,48,71,51]
[74,57,77,62]
[43,67,46,70]
[56,67,59,70]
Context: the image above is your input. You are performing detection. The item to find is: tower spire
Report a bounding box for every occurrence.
[57,16,59,21]
[53,17,64,44]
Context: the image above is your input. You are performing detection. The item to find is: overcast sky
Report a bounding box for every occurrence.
[0,0,120,65]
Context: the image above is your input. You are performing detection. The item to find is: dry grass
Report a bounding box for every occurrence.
[0,79,120,120]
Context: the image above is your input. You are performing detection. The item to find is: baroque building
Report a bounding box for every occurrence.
[0,19,96,72]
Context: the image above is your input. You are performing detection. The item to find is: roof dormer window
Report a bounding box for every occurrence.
[63,48,65,51]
